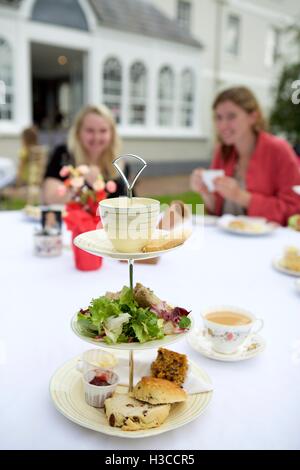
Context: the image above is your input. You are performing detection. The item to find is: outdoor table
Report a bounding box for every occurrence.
[0,211,299,450]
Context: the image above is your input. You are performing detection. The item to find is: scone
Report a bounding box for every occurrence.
[151,348,188,386]
[104,393,170,431]
[133,377,187,405]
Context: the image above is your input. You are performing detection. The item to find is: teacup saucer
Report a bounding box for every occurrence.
[187,328,266,362]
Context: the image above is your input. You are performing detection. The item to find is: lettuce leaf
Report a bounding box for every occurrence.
[104,313,131,343]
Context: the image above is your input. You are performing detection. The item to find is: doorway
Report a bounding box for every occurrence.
[31,43,86,131]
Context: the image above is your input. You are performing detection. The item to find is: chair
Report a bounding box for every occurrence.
[26,145,47,205]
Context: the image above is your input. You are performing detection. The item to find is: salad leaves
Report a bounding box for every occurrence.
[77,286,165,344]
[76,284,191,344]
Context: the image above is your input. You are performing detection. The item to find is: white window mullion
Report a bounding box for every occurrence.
[122,62,130,127]
[102,57,122,124]
[0,37,14,121]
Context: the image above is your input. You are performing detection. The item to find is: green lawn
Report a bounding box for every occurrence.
[152,191,204,214]
[0,191,204,214]
[0,196,26,211]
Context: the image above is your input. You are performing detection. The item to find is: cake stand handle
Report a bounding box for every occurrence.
[129,350,134,393]
[113,154,147,200]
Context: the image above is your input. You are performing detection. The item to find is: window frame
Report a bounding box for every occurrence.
[180,68,195,128]
[128,61,148,126]
[265,27,281,67]
[0,37,14,122]
[177,0,192,32]
[157,65,175,127]
[102,56,123,124]
[225,13,241,57]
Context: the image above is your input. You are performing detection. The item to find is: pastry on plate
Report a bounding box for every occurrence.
[104,393,170,431]
[142,228,191,253]
[151,348,188,386]
[133,377,187,405]
[228,219,264,233]
[280,246,300,272]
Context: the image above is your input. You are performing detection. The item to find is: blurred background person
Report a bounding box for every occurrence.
[191,86,300,225]
[42,104,127,204]
[16,126,39,187]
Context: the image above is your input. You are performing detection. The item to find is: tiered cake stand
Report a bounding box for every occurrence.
[72,229,191,392]
[73,154,193,392]
[50,155,212,438]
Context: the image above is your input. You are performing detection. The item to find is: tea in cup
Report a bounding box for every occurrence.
[202,306,264,354]
[99,197,160,253]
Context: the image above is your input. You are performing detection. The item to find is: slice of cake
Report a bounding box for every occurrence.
[151,348,188,386]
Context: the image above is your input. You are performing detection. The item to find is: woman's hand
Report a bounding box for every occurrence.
[190,168,216,213]
[214,176,251,208]
[85,165,100,187]
[190,168,211,196]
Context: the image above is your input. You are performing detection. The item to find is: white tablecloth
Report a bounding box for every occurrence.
[0,211,300,450]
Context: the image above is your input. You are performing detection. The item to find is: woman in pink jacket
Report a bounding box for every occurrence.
[191,86,300,225]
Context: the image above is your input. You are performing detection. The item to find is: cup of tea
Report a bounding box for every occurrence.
[99,197,160,253]
[202,170,225,192]
[202,306,264,354]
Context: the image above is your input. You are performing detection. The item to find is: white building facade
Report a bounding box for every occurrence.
[0,0,206,167]
[150,0,300,141]
[0,0,299,167]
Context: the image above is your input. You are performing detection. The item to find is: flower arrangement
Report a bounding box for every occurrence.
[59,165,117,271]
[59,164,117,216]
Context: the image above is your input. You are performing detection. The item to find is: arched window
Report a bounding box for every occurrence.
[102,58,122,124]
[129,62,147,125]
[158,66,174,126]
[180,69,195,127]
[0,38,13,121]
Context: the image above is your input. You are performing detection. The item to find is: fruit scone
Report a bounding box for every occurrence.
[104,394,171,431]
[104,377,187,431]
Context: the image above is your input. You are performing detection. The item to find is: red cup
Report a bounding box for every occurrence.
[72,230,102,271]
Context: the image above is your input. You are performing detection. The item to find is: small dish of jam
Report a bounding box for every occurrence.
[89,374,110,387]
[83,368,119,408]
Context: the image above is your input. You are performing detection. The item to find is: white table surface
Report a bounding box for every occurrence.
[0,211,300,450]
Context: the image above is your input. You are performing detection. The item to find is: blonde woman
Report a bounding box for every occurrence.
[191,86,300,225]
[43,104,127,204]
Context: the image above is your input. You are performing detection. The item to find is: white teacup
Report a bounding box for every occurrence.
[202,306,264,354]
[99,197,160,253]
[202,170,225,192]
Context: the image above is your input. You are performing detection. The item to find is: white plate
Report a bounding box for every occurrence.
[187,328,266,362]
[73,229,185,261]
[272,257,300,277]
[295,279,300,292]
[218,215,276,236]
[22,205,41,222]
[292,185,300,195]
[71,314,194,350]
[50,354,213,438]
